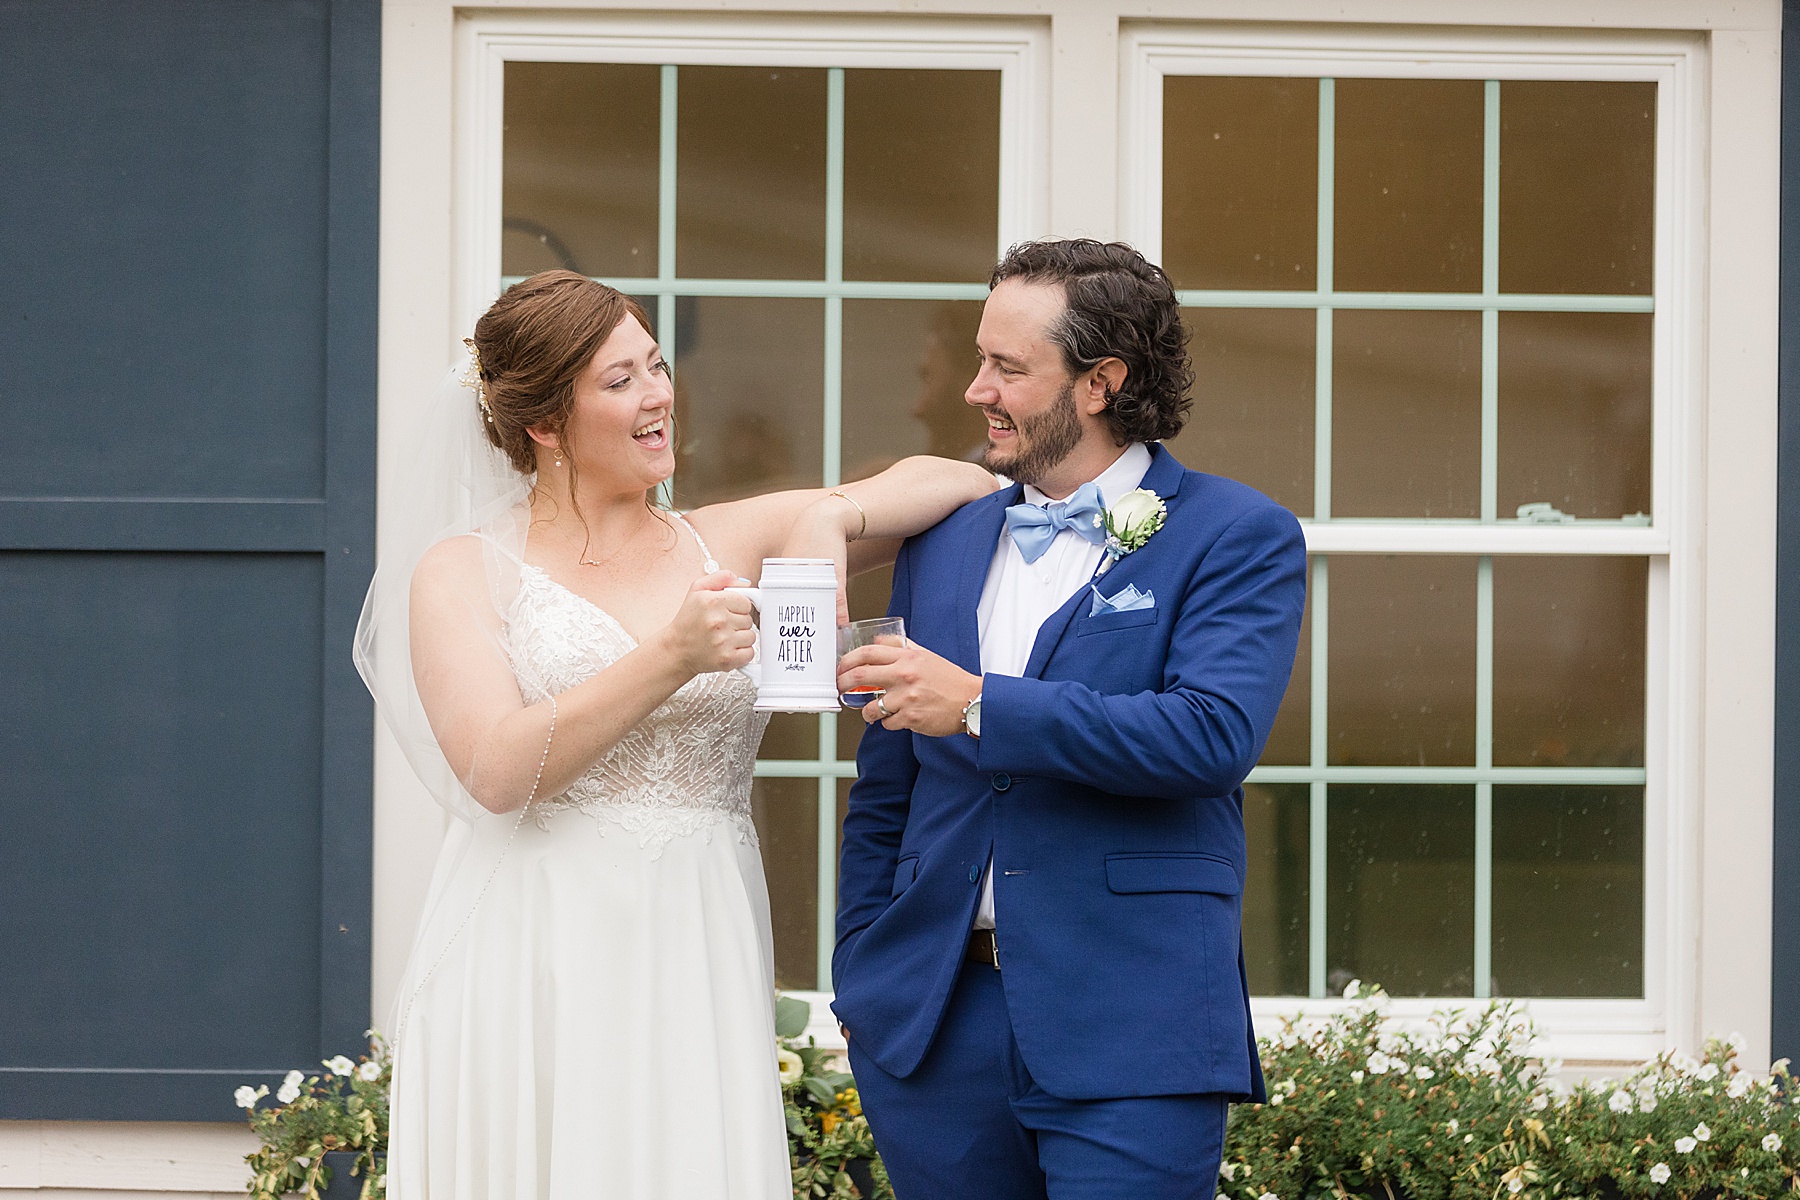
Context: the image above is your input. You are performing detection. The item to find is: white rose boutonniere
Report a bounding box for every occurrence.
[1098,487,1167,575]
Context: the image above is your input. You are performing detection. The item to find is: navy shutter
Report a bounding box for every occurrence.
[1776,0,1800,1065]
[0,0,378,1119]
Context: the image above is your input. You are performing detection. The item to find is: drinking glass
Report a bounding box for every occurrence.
[838,617,907,707]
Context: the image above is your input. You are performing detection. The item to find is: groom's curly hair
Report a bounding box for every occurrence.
[989,239,1193,445]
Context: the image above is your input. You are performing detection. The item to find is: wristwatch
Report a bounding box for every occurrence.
[961,693,982,739]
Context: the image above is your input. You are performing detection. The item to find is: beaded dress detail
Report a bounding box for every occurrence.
[508,562,767,852]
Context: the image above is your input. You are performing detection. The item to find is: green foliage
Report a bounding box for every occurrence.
[238,1035,390,1200]
[1221,985,1800,1200]
[780,997,892,1200]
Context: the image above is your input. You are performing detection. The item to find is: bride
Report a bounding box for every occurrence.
[356,269,996,1199]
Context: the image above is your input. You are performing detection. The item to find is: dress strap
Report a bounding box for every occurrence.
[666,510,720,575]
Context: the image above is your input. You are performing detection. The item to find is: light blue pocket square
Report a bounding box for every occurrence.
[1090,583,1156,617]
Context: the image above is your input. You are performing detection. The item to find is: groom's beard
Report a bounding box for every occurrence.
[980,380,1082,486]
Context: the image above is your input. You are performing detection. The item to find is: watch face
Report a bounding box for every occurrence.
[967,698,982,737]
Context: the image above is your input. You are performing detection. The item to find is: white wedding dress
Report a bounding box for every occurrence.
[385,525,789,1200]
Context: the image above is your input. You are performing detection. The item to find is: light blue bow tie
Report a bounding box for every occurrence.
[1003,482,1107,564]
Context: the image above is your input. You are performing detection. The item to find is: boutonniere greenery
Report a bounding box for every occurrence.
[1097,488,1167,575]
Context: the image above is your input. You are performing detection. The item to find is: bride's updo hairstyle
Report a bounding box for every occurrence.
[469,269,655,477]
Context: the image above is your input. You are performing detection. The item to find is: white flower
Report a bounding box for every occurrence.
[1416,1066,1435,1081]
[1343,978,1363,1000]
[1443,1037,1464,1054]
[1675,1137,1696,1154]
[1649,1163,1671,1184]
[1464,1133,1475,1144]
[1698,1063,1720,1082]
[1609,1089,1635,1114]
[1728,1073,1753,1099]
[1765,1133,1784,1153]
[1219,1163,1237,1181]
[1098,489,1167,570]
[283,1070,304,1089]
[1638,1093,1658,1113]
[1446,1119,1460,1135]
[1507,1178,1524,1195]
[1672,1053,1701,1077]
[233,1084,266,1109]
[358,1061,381,1082]
[1390,1058,1409,1075]
[1259,1192,1279,1200]
[1367,1052,1392,1075]
[1694,1123,1711,1142]
[276,1081,301,1104]
[777,1047,805,1085]
[1270,1092,1284,1105]
[1531,1093,1550,1111]
[325,1055,355,1076]
[1350,1070,1364,1084]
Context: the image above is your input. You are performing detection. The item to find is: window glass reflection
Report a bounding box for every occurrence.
[1492,786,1644,997]
[1327,786,1475,997]
[1243,783,1310,996]
[676,66,827,280]
[670,297,823,508]
[841,300,988,481]
[1258,564,1311,767]
[1328,556,1476,767]
[1499,81,1655,296]
[1166,307,1314,517]
[1334,79,1484,294]
[844,69,999,283]
[752,776,818,991]
[1162,76,1318,291]
[1332,309,1482,518]
[1497,311,1652,520]
[502,62,661,278]
[1493,557,1646,768]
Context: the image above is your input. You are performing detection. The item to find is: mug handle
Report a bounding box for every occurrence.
[721,586,761,685]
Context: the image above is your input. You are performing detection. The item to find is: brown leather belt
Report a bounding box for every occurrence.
[966,928,1000,969]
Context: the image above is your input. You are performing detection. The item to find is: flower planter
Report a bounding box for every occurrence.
[313,1151,380,1200]
[844,1154,877,1198]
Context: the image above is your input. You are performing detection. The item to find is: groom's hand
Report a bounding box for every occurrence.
[838,643,981,737]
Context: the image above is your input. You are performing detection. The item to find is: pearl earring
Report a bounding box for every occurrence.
[554,448,565,467]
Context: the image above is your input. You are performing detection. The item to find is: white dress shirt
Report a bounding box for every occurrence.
[972,441,1153,929]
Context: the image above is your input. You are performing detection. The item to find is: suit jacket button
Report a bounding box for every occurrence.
[992,773,1011,792]
[969,864,980,883]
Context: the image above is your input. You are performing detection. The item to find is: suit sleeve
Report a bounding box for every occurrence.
[976,503,1306,799]
[832,540,921,983]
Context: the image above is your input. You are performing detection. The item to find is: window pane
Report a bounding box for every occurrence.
[752,777,819,991]
[841,299,988,479]
[1244,783,1310,996]
[676,66,826,279]
[1327,785,1474,997]
[1499,81,1655,296]
[1259,561,1311,767]
[1497,311,1652,520]
[844,70,999,283]
[1328,556,1476,767]
[669,297,823,508]
[1492,786,1644,997]
[1334,79,1484,294]
[502,62,661,278]
[1162,76,1318,291]
[1166,307,1315,517]
[1332,309,1482,518]
[1493,557,1646,768]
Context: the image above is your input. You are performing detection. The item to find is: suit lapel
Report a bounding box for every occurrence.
[952,485,1017,673]
[1020,444,1187,680]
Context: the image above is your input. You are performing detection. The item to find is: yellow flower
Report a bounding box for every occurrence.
[821,1112,839,1134]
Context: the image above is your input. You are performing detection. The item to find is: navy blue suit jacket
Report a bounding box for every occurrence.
[831,444,1306,1101]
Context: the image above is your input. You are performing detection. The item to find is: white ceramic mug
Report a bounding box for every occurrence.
[725,558,841,712]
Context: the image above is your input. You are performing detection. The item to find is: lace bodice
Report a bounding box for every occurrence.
[505,562,769,852]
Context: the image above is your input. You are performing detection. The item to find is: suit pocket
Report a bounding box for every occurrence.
[890,854,920,897]
[1077,605,1159,636]
[1104,853,1241,895]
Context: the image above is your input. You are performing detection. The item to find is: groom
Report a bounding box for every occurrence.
[831,239,1307,1199]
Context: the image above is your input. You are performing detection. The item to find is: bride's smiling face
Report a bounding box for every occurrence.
[549,316,675,492]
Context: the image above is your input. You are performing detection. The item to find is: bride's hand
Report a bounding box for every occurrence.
[657,571,756,675]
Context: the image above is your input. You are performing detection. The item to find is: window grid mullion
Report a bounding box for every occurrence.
[1307,77,1335,1000]
[1308,556,1330,999]
[1475,554,1496,998]
[815,66,848,992]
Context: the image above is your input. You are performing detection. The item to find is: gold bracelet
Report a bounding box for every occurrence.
[830,490,868,542]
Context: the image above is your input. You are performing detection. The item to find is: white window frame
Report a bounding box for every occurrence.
[1119,23,1705,1065]
[453,10,1050,1048]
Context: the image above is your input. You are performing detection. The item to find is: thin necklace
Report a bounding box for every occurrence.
[576,506,670,568]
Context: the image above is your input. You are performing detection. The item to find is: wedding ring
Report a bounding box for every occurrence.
[874,694,890,719]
